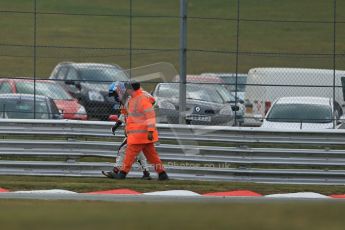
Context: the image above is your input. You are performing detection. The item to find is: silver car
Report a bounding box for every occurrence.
[152,83,235,126]
[214,84,245,125]
[0,94,62,119]
[261,97,343,130]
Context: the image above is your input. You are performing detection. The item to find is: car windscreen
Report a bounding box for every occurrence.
[266,103,332,123]
[214,85,235,102]
[78,67,128,82]
[16,82,73,100]
[220,76,247,92]
[0,98,49,119]
[156,83,224,104]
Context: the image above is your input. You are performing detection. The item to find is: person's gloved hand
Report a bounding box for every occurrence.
[111,120,122,135]
[147,131,153,141]
[111,126,116,135]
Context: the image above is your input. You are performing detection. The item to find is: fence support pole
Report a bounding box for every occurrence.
[179,0,187,124]
[33,0,37,119]
[234,0,241,125]
[129,0,132,78]
[333,0,337,129]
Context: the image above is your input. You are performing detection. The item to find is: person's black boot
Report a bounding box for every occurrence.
[102,170,117,179]
[158,171,169,181]
[102,167,119,179]
[141,170,152,180]
[113,170,127,179]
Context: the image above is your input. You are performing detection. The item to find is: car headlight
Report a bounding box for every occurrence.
[88,91,104,102]
[77,105,87,115]
[157,101,175,110]
[219,106,233,115]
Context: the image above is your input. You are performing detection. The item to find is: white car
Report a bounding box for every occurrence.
[261,97,344,130]
[244,67,345,120]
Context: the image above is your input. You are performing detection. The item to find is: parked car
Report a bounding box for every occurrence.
[214,83,245,125]
[202,73,248,101]
[261,96,344,130]
[49,62,129,120]
[0,78,87,120]
[172,74,245,125]
[152,83,235,126]
[0,94,62,119]
[172,74,225,84]
[245,67,345,120]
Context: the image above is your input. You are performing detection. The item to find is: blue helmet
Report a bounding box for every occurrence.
[108,81,126,104]
[108,81,119,96]
[117,82,126,94]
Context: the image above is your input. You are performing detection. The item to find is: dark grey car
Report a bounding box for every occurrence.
[49,62,129,120]
[152,83,235,126]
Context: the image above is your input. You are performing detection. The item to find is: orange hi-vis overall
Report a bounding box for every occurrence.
[118,90,155,123]
[121,89,164,174]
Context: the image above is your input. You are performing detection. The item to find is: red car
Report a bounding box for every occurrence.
[0,78,87,120]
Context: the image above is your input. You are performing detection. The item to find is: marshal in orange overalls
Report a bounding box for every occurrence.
[121,88,165,175]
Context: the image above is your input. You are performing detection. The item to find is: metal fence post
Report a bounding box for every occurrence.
[179,0,187,124]
[333,0,337,129]
[129,0,132,79]
[33,0,37,119]
[234,0,240,125]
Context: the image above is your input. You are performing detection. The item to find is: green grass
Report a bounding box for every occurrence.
[1,0,345,77]
[1,175,345,230]
[1,175,345,195]
[1,199,345,230]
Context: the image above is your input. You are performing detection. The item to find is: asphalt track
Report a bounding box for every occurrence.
[1,193,345,203]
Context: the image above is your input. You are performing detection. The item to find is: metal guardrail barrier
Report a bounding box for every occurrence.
[1,140,345,167]
[0,119,345,185]
[1,119,345,144]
